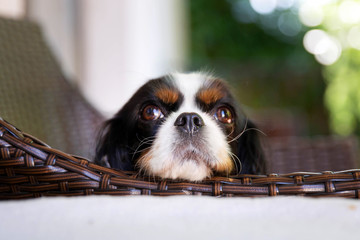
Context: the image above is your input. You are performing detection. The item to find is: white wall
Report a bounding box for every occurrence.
[0,0,25,18]
[27,0,77,84]
[26,0,188,116]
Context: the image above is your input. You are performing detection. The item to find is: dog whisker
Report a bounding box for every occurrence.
[243,128,267,137]
[227,118,249,144]
[227,118,267,144]
[228,151,242,174]
[130,146,152,156]
[135,134,156,146]
[131,136,156,158]
[226,125,235,138]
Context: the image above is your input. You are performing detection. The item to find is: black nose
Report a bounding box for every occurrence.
[174,112,204,135]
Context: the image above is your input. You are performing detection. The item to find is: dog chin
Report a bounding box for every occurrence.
[137,139,213,181]
[156,158,212,182]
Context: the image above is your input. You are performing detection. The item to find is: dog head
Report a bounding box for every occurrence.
[95,72,266,181]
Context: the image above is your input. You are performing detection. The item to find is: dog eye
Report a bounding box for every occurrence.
[215,107,233,124]
[141,105,164,121]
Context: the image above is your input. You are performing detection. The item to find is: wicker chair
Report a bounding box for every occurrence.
[264,136,358,173]
[1,17,360,199]
[0,17,104,159]
[1,118,360,199]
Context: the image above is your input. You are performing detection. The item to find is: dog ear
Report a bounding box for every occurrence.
[235,120,267,175]
[95,114,135,171]
[94,78,159,170]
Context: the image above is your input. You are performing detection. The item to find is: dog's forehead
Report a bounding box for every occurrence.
[170,72,228,107]
[149,72,229,111]
[170,72,206,96]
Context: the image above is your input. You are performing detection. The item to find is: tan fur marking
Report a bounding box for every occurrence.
[197,88,225,105]
[155,88,179,104]
[135,149,152,174]
[214,151,234,174]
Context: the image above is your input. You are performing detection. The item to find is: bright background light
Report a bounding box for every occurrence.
[314,36,341,65]
[276,0,295,10]
[303,30,329,54]
[299,2,324,27]
[299,0,360,66]
[338,0,360,24]
[249,0,277,14]
[347,26,360,50]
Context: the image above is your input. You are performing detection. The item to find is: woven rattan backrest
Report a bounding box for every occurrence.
[0,17,104,159]
[264,136,358,173]
[1,118,360,199]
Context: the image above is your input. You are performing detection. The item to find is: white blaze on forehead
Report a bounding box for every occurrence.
[170,72,208,112]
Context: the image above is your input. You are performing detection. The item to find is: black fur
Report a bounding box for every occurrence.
[95,76,266,176]
[234,120,266,174]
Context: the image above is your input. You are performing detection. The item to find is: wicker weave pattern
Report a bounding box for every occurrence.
[264,136,358,173]
[1,118,360,199]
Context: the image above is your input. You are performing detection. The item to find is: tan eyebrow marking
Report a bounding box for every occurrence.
[197,87,225,105]
[155,88,179,104]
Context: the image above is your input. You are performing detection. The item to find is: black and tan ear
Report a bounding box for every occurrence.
[95,115,135,171]
[235,120,267,175]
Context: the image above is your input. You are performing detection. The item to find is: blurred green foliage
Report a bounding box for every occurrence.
[325,49,360,135]
[317,0,360,136]
[188,0,329,135]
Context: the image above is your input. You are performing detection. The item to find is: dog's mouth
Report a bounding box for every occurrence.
[136,138,234,181]
[173,140,211,165]
[179,149,204,164]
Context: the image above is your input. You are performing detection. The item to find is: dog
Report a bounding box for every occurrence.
[95,72,266,181]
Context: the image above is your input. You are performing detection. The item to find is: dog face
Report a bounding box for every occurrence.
[95,72,266,181]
